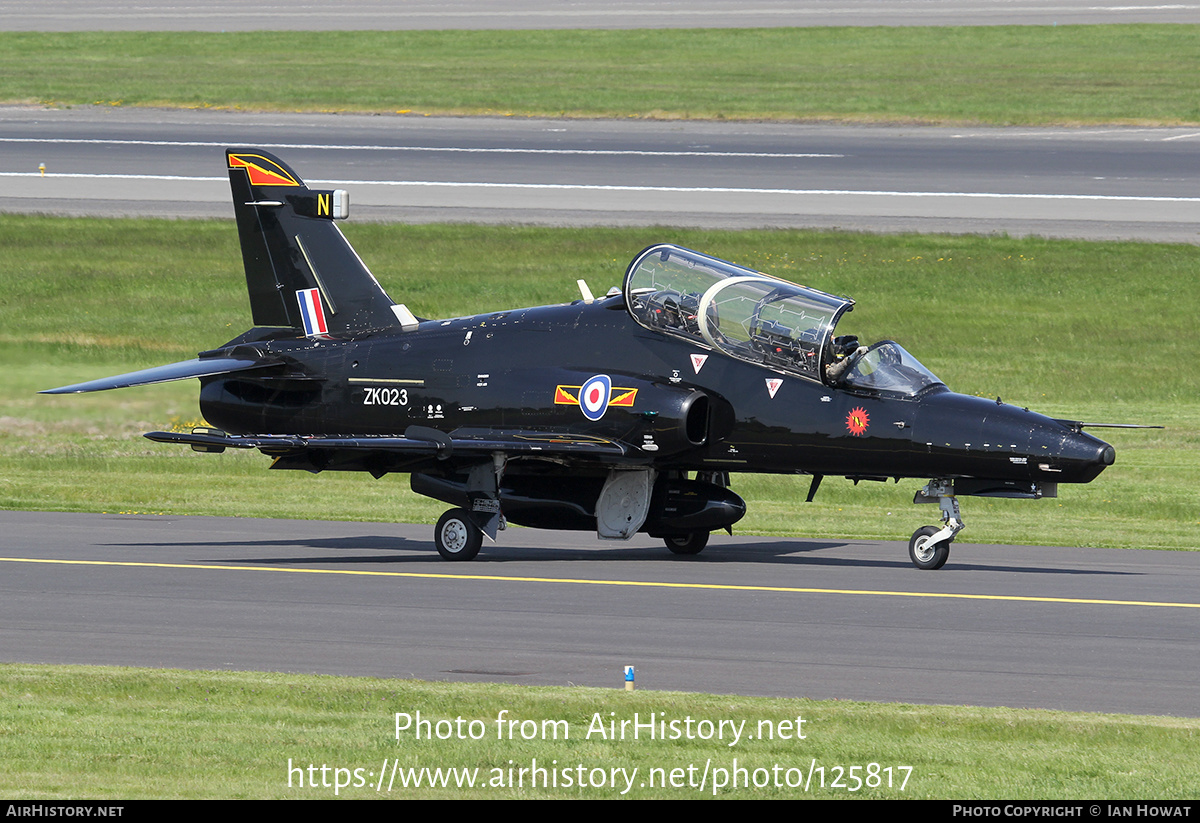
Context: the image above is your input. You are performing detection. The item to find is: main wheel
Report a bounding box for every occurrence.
[435,508,482,561]
[909,525,951,570]
[664,531,709,556]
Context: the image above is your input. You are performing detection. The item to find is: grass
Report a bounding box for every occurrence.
[2,664,1198,799]
[3,217,1197,551]
[3,26,1200,125]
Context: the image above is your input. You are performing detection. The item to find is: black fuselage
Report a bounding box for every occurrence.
[199,293,1114,489]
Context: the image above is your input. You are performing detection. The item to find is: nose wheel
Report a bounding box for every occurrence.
[909,525,951,570]
[910,480,964,570]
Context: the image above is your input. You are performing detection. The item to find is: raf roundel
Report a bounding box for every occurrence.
[579,374,612,421]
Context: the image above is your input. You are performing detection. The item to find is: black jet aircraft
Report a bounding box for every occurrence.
[44,149,1117,569]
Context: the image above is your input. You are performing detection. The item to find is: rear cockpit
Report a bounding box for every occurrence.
[624,244,855,383]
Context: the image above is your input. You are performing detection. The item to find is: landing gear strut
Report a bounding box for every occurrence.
[910,480,964,570]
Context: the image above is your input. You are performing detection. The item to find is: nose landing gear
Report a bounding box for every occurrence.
[910,480,964,570]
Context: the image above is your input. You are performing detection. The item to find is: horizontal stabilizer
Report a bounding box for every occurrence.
[41,357,277,395]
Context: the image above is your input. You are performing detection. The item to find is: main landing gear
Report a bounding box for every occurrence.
[434,508,483,561]
[909,480,964,571]
[663,531,709,555]
[431,454,506,561]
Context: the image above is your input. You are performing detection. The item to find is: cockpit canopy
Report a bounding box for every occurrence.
[840,340,945,398]
[623,244,946,398]
[625,244,854,383]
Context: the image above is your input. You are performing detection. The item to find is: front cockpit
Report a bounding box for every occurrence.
[624,244,945,397]
[839,340,945,398]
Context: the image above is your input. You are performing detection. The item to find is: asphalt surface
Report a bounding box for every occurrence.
[6,107,1200,241]
[3,510,1198,716]
[5,0,1200,30]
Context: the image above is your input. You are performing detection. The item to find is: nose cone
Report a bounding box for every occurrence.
[993,404,1116,484]
[914,392,1115,484]
[1048,427,1115,483]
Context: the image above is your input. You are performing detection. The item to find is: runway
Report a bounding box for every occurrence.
[3,510,1198,717]
[6,0,1200,30]
[5,107,1200,241]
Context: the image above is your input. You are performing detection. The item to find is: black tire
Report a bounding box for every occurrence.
[909,525,951,570]
[664,531,709,556]
[435,508,482,561]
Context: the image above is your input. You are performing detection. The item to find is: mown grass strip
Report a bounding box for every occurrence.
[3,26,1200,125]
[2,664,1198,799]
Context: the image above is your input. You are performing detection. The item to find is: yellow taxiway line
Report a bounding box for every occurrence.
[2,555,1198,609]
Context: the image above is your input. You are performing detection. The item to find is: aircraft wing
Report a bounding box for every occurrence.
[145,425,629,460]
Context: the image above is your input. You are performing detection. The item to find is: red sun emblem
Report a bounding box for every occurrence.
[846,407,870,436]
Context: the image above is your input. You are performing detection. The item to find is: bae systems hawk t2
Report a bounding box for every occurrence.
[44,149,1117,569]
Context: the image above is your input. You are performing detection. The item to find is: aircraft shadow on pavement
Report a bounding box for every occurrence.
[103,535,1133,575]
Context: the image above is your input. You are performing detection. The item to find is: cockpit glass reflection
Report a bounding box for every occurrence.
[839,341,945,397]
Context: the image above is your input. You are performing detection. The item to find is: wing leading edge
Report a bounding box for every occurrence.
[145,426,629,460]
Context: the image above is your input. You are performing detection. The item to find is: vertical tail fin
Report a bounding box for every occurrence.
[226,149,415,335]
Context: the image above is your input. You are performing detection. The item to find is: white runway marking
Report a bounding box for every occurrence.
[2,170,1197,203]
